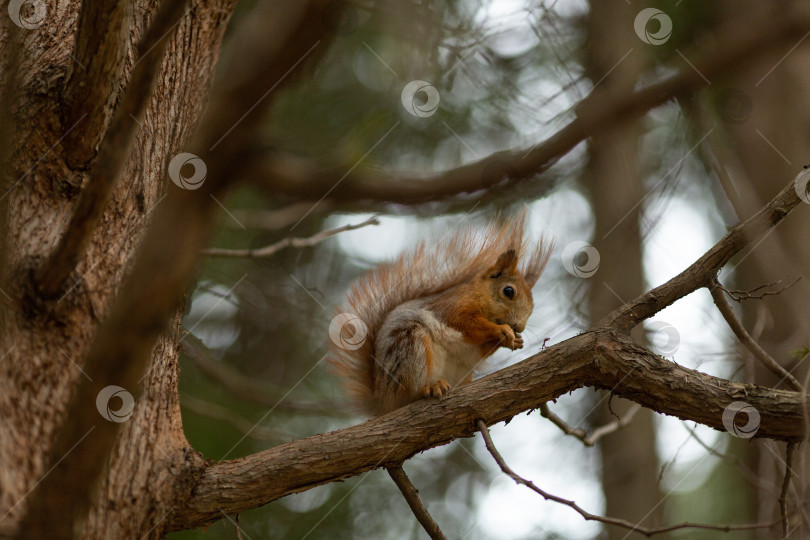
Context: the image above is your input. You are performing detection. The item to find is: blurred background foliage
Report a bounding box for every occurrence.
[167,0,810,538]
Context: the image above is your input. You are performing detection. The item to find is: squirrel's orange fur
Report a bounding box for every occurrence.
[328,211,553,416]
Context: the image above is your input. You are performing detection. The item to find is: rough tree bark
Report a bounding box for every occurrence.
[0,1,237,537]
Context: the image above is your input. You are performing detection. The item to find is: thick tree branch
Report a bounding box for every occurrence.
[168,330,806,530]
[710,278,802,391]
[37,0,190,298]
[251,4,810,208]
[201,216,379,258]
[167,172,809,531]
[61,0,132,168]
[18,1,337,538]
[387,465,447,540]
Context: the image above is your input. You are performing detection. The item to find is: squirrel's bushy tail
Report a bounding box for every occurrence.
[327,210,553,415]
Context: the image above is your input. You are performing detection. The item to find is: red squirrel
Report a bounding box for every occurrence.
[329,211,553,416]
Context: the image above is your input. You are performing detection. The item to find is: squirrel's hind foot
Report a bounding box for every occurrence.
[420,379,452,399]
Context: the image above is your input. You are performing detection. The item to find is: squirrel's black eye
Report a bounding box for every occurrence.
[503,286,515,299]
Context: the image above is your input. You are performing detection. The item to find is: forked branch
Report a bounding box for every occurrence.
[540,402,642,447]
[710,278,802,391]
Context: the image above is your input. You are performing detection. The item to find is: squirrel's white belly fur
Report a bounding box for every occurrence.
[376,298,482,388]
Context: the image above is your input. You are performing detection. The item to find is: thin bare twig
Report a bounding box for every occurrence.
[682,423,774,494]
[387,465,447,540]
[587,403,642,445]
[538,403,587,440]
[201,216,379,258]
[717,278,801,302]
[476,420,778,537]
[539,402,641,447]
[710,278,802,391]
[780,442,797,538]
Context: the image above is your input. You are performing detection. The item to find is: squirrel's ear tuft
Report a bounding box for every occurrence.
[486,249,518,278]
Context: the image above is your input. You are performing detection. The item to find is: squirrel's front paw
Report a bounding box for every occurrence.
[497,324,523,350]
[421,379,452,399]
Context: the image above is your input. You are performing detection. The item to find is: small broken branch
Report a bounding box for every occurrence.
[477,420,778,537]
[539,403,588,441]
[539,402,642,447]
[710,277,802,391]
[201,216,379,258]
[387,465,447,540]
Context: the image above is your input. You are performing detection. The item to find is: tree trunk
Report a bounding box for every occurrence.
[0,1,235,537]
[584,1,663,537]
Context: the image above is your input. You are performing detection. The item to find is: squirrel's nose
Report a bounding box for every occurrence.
[513,323,524,333]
